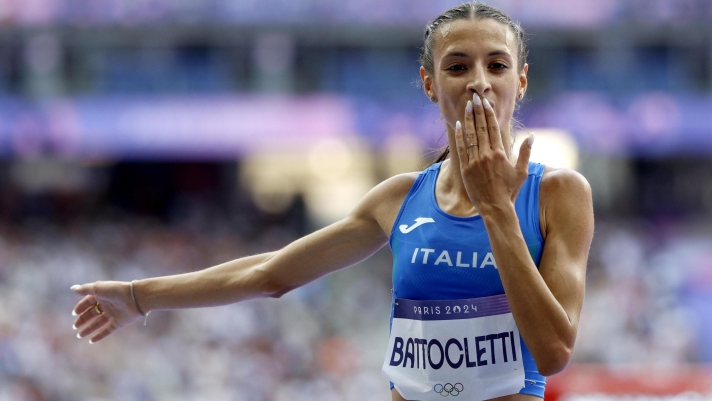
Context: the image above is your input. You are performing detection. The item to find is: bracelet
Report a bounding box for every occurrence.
[130,280,147,316]
[130,280,150,326]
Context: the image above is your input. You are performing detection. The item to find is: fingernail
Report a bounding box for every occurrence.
[483,98,492,110]
[89,340,95,345]
[465,100,473,114]
[472,94,482,107]
[456,121,461,131]
[72,324,77,330]
[77,333,82,339]
[72,310,77,316]
[527,133,535,146]
[70,285,80,291]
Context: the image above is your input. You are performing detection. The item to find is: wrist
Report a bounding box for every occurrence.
[478,201,517,221]
[130,280,150,316]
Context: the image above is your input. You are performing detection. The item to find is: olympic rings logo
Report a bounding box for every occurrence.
[433,382,464,397]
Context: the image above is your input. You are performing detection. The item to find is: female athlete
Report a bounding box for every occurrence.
[71,3,594,400]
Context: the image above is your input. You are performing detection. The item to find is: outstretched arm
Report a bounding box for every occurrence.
[71,173,416,343]
[135,214,388,309]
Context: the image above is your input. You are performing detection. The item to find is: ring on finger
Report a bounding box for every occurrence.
[94,303,104,315]
[468,143,478,148]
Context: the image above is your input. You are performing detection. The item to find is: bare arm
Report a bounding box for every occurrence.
[71,173,416,343]
[135,211,388,311]
[481,168,593,376]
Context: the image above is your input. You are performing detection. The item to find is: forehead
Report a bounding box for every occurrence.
[433,18,516,59]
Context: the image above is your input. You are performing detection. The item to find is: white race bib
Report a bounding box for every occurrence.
[382,294,525,401]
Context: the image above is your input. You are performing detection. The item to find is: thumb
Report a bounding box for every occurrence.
[70,283,95,296]
[515,132,534,173]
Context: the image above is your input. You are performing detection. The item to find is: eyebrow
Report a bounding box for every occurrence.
[443,50,512,59]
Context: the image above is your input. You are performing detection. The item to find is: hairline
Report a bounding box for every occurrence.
[423,13,526,74]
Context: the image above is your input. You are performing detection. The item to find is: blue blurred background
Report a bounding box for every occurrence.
[1,0,712,400]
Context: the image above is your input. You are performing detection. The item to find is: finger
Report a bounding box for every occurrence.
[464,99,477,150]
[77,314,109,339]
[454,120,468,163]
[483,98,504,151]
[89,323,118,344]
[464,99,479,160]
[473,94,490,151]
[73,299,103,330]
[72,294,98,317]
[515,133,535,173]
[71,283,95,296]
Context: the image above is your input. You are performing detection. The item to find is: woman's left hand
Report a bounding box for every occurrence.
[454,93,534,215]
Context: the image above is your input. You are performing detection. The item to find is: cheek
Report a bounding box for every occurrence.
[494,78,519,121]
[439,96,464,129]
[498,100,516,119]
[432,89,456,124]
[435,79,468,124]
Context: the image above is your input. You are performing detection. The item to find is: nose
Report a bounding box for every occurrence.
[465,65,491,97]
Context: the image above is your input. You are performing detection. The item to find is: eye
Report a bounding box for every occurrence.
[446,64,467,71]
[489,62,508,70]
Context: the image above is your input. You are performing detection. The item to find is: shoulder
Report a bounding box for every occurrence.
[540,166,591,198]
[369,171,421,201]
[539,166,593,236]
[351,171,421,234]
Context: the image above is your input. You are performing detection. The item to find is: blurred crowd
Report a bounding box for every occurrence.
[577,220,710,365]
[0,210,710,400]
[2,0,710,26]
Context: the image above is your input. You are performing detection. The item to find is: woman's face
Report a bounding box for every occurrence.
[421,18,528,145]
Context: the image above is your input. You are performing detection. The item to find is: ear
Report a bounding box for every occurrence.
[518,63,529,99]
[420,66,437,102]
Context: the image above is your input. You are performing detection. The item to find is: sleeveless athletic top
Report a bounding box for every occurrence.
[388,161,547,397]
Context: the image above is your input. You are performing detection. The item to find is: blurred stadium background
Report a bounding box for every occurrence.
[1,0,712,400]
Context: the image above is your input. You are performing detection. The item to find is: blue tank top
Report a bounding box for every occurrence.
[388,161,546,397]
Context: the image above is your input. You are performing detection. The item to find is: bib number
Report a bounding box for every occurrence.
[382,294,525,401]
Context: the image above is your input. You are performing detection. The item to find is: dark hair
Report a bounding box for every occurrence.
[422,2,529,163]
